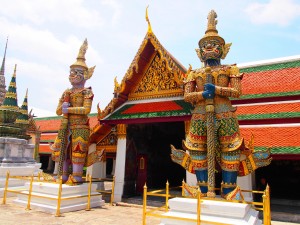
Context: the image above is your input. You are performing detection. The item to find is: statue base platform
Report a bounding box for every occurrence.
[14,181,105,214]
[0,137,42,196]
[160,197,261,225]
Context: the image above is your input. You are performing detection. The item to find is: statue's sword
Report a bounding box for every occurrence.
[57,92,70,179]
[205,67,216,197]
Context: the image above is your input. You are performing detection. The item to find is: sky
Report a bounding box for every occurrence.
[0,0,300,117]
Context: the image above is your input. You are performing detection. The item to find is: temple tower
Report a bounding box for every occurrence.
[0,38,8,105]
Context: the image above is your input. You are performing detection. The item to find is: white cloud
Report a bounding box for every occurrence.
[101,0,122,26]
[245,0,300,26]
[0,0,105,29]
[0,18,103,67]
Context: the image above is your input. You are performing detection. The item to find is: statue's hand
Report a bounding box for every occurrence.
[203,83,215,99]
[202,90,215,99]
[62,102,69,114]
[204,83,215,93]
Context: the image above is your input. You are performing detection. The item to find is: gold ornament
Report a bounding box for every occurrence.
[70,38,95,80]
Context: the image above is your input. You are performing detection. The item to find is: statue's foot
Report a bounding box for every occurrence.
[222,186,244,201]
[40,172,56,182]
[65,175,83,186]
[207,191,216,198]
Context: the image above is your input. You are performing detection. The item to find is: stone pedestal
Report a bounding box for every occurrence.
[160,197,261,225]
[14,182,105,214]
[0,137,42,196]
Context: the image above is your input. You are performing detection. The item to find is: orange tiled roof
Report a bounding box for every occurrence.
[237,102,300,115]
[35,117,61,131]
[40,133,56,141]
[240,126,300,147]
[34,114,98,132]
[39,144,52,154]
[241,67,300,95]
[89,115,99,127]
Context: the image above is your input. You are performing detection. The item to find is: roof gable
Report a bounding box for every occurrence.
[99,32,187,120]
[128,51,184,100]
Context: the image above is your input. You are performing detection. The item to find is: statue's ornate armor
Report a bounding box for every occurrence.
[51,87,94,166]
[170,10,271,199]
[183,65,243,173]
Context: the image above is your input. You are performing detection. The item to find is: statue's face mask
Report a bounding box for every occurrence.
[199,39,223,62]
[69,67,85,85]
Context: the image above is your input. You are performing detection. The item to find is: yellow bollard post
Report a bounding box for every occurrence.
[266,185,271,225]
[262,190,267,225]
[55,176,63,217]
[110,176,115,206]
[26,174,34,210]
[2,171,10,204]
[86,174,92,211]
[197,188,201,225]
[142,183,147,225]
[38,172,41,182]
[165,180,169,212]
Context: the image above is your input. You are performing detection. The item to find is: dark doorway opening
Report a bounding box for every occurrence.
[123,121,186,197]
[255,159,300,200]
[39,154,49,171]
[106,157,113,178]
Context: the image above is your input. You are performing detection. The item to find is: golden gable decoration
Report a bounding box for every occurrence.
[129,52,184,100]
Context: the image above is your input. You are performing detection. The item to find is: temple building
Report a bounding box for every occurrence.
[34,22,300,202]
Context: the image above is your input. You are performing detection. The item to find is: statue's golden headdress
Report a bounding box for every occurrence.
[70,38,95,80]
[198,10,231,60]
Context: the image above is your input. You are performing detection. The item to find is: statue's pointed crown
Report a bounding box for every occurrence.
[71,38,88,70]
[198,10,225,46]
[70,38,95,80]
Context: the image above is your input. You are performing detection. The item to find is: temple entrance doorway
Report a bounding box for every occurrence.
[123,121,186,197]
[255,160,300,200]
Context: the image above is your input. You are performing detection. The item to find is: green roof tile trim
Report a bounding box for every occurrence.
[40,140,55,143]
[255,146,300,154]
[237,112,300,120]
[240,60,300,73]
[231,90,300,100]
[105,100,193,120]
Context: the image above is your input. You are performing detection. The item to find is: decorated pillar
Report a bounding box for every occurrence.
[113,124,127,202]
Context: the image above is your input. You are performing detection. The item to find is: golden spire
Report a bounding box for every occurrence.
[199,10,225,46]
[146,6,152,33]
[206,10,218,35]
[70,38,88,70]
[70,38,95,80]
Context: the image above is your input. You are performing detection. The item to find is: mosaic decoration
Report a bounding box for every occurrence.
[129,53,183,99]
[0,64,30,139]
[50,39,102,185]
[170,10,272,198]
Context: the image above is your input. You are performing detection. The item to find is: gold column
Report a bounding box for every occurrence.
[117,124,127,140]
[184,120,191,137]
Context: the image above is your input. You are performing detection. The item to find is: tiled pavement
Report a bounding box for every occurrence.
[0,197,298,225]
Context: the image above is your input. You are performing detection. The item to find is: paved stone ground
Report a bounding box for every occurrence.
[0,197,160,225]
[0,197,298,225]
